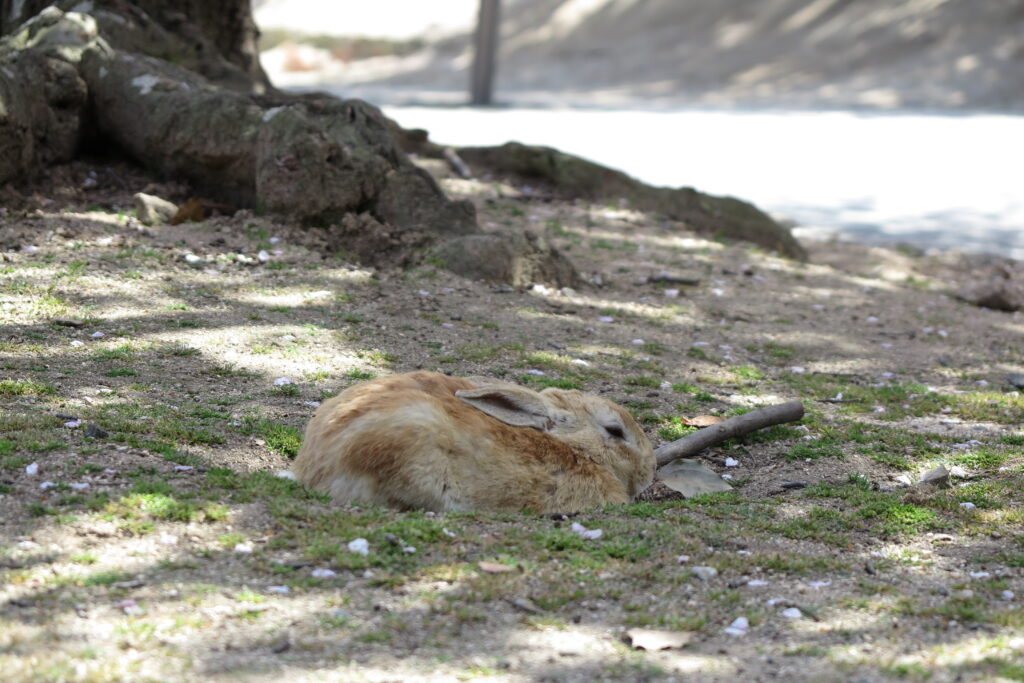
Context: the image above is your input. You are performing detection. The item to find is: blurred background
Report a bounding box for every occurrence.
[254,0,1024,258]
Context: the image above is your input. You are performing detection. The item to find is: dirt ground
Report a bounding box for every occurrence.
[0,158,1022,682]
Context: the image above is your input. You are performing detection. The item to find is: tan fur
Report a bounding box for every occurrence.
[291,371,656,513]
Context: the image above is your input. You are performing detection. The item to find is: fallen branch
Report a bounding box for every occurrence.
[654,401,805,468]
[444,147,472,179]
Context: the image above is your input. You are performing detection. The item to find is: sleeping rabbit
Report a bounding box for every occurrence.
[291,371,655,513]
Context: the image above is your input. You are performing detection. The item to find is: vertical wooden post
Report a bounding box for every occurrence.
[470,0,501,105]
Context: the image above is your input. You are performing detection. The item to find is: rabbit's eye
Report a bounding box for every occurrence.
[603,424,626,440]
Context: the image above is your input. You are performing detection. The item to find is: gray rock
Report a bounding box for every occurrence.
[657,459,733,498]
[957,279,1024,312]
[919,465,950,488]
[1007,373,1024,389]
[431,230,581,287]
[691,566,719,581]
[133,193,178,225]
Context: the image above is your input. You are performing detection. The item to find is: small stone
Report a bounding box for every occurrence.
[919,466,950,488]
[25,462,38,476]
[347,538,370,556]
[1007,374,1024,390]
[133,193,178,225]
[781,607,802,619]
[311,568,337,579]
[84,423,109,439]
[691,566,718,581]
[723,616,749,636]
[266,585,289,594]
[269,633,291,654]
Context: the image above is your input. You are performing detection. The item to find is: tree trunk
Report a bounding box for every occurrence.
[1,0,269,91]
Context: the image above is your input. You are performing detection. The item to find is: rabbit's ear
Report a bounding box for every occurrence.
[455,387,553,430]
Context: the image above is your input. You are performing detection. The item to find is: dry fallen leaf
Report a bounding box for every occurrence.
[477,561,516,574]
[625,628,692,650]
[680,415,724,427]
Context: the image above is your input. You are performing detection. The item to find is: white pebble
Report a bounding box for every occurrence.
[969,571,991,579]
[808,580,832,589]
[631,339,645,345]
[184,254,201,263]
[22,245,39,253]
[710,288,725,297]
[159,533,178,546]
[781,607,802,619]
[418,290,430,296]
[1002,590,1015,601]
[70,340,85,348]
[69,482,89,491]
[959,502,976,510]
[597,316,614,323]
[267,585,289,594]
[571,359,591,367]
[402,546,417,554]
[64,420,82,429]
[173,465,193,472]
[311,568,337,579]
[274,470,297,480]
[789,366,806,374]
[257,250,270,262]
[723,617,749,636]
[39,481,57,490]
[234,543,253,554]
[348,538,370,556]
[25,462,38,476]
[525,369,546,376]
[724,457,739,468]
[721,474,733,480]
[747,579,769,587]
[675,554,690,564]
[570,522,603,540]
[273,377,294,386]
[90,331,105,338]
[663,289,679,298]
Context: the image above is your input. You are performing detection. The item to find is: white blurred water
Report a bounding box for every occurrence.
[381,105,1024,259]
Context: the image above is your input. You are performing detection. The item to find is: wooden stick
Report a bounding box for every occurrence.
[654,401,805,468]
[444,147,472,179]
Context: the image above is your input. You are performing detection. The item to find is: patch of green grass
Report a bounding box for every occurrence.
[344,368,376,381]
[624,375,660,388]
[104,367,138,377]
[518,374,583,390]
[732,365,765,381]
[240,417,302,457]
[952,448,1009,471]
[672,383,714,402]
[0,379,55,396]
[785,376,950,420]
[655,417,698,442]
[954,392,1024,424]
[686,346,709,360]
[91,344,138,361]
[83,570,134,587]
[801,481,947,539]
